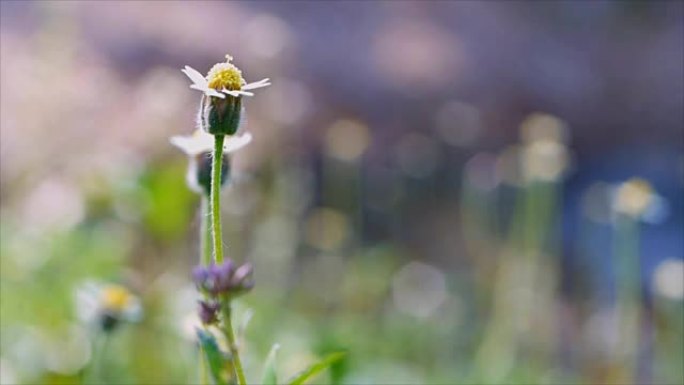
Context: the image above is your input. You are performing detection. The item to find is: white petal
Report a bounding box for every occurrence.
[170,136,196,155]
[242,78,271,90]
[251,77,271,85]
[182,66,208,88]
[222,89,242,97]
[205,89,226,99]
[236,90,255,96]
[224,133,253,153]
[237,107,248,133]
[643,195,670,224]
[189,84,208,91]
[170,131,214,155]
[189,84,224,99]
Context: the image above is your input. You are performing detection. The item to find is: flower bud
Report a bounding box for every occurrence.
[231,263,255,293]
[188,153,230,196]
[198,300,220,325]
[202,95,243,136]
[193,260,254,297]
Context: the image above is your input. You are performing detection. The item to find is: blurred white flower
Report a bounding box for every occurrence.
[171,129,251,193]
[182,54,270,98]
[324,120,370,162]
[653,259,684,300]
[392,261,447,318]
[520,113,568,144]
[170,129,252,156]
[522,139,570,183]
[75,281,142,331]
[517,113,572,183]
[612,178,668,222]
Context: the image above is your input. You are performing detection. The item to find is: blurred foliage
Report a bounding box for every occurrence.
[1,1,683,385]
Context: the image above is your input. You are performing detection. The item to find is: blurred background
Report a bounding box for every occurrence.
[1,1,682,384]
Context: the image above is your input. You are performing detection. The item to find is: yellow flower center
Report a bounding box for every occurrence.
[206,54,245,91]
[101,285,133,313]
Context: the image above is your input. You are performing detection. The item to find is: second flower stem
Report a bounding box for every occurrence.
[201,196,212,266]
[211,135,225,264]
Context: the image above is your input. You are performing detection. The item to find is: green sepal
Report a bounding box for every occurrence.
[286,351,347,385]
[205,96,242,135]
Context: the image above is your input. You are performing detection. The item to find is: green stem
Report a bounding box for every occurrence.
[84,332,111,384]
[210,135,246,385]
[223,304,247,385]
[614,215,642,379]
[199,345,209,385]
[211,135,225,264]
[201,197,212,266]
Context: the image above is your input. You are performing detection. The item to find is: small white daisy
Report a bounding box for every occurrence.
[75,281,142,329]
[170,129,253,156]
[182,54,271,99]
[611,178,669,223]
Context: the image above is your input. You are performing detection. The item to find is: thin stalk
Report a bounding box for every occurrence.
[614,215,642,380]
[222,304,247,385]
[198,345,209,385]
[198,197,212,384]
[211,135,225,264]
[83,332,111,384]
[200,196,212,266]
[209,135,246,385]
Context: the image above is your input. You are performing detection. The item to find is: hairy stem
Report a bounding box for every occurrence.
[223,304,247,385]
[210,135,246,384]
[211,135,225,264]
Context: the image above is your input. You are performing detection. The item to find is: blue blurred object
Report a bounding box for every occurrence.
[564,145,683,301]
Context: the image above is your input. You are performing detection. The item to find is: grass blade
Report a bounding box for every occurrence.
[286,351,347,385]
[261,343,281,385]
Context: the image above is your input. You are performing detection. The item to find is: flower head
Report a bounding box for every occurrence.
[75,281,142,332]
[518,113,571,183]
[183,54,270,135]
[193,260,254,297]
[612,178,668,222]
[182,54,271,99]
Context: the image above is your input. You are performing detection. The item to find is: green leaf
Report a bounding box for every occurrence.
[286,351,347,385]
[197,328,230,385]
[261,343,281,385]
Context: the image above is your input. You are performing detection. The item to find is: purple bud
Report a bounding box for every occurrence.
[192,260,254,297]
[231,263,254,291]
[212,260,235,293]
[198,300,219,324]
[192,266,209,286]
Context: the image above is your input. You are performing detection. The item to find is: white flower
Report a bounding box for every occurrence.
[653,259,684,300]
[170,129,252,156]
[181,54,271,99]
[75,281,142,328]
[611,178,669,223]
[521,139,570,182]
